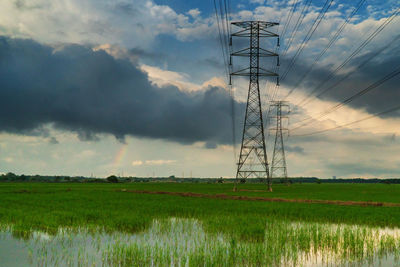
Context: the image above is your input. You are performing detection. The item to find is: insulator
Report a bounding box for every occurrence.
[230,36,232,46]
[277,37,280,47]
[230,56,232,65]
[277,77,280,86]
[277,56,280,67]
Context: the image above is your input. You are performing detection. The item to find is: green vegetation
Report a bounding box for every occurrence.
[1,182,400,266]
[4,218,399,266]
[1,183,400,236]
[106,218,400,266]
[2,172,400,185]
[115,182,400,203]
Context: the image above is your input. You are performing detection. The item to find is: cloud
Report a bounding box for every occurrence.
[132,159,176,166]
[325,162,400,178]
[0,36,244,145]
[145,160,176,165]
[250,0,265,4]
[4,157,14,163]
[0,0,216,48]
[131,160,143,166]
[140,64,228,92]
[285,145,305,155]
[229,2,400,118]
[187,9,201,19]
[48,137,59,144]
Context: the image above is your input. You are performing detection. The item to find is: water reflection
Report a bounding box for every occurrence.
[0,219,399,267]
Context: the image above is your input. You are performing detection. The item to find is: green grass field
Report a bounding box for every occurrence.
[1,182,400,266]
[1,182,400,234]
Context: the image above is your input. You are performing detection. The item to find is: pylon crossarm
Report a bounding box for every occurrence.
[231,28,248,37]
[232,47,278,57]
[258,29,279,37]
[231,21,279,29]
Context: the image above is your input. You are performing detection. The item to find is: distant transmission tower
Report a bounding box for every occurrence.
[269,101,289,181]
[230,21,280,192]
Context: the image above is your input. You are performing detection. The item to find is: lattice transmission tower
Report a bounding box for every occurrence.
[230,21,280,191]
[269,101,290,181]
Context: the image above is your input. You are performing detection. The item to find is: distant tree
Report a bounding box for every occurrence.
[5,172,17,180]
[240,178,246,184]
[218,177,223,183]
[106,175,119,183]
[19,174,27,182]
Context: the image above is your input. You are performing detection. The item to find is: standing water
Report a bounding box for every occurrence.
[0,218,399,266]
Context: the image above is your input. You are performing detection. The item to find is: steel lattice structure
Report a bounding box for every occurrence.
[269,101,290,180]
[230,21,279,191]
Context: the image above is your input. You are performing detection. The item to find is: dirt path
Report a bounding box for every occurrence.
[118,189,400,207]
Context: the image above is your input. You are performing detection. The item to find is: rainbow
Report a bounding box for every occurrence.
[113,144,128,167]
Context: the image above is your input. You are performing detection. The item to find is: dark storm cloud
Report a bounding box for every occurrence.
[281,44,400,117]
[0,36,244,145]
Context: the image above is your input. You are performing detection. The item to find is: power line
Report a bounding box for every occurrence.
[281,0,313,58]
[281,0,334,84]
[292,104,400,137]
[295,7,400,106]
[269,0,331,107]
[299,33,400,112]
[280,0,300,52]
[265,0,291,104]
[213,0,230,80]
[269,0,332,102]
[284,0,366,100]
[213,0,237,162]
[291,33,400,127]
[291,65,400,131]
[225,0,237,161]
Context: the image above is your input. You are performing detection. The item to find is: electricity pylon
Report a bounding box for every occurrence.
[269,101,290,181]
[230,21,280,192]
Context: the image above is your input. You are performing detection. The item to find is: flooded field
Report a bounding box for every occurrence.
[1,218,400,267]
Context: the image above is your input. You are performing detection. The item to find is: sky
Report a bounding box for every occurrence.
[0,0,400,178]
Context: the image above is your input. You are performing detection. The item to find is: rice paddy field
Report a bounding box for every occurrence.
[1,182,400,266]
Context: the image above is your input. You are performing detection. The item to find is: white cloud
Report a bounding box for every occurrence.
[79,150,96,158]
[250,0,265,4]
[188,8,201,19]
[4,157,14,163]
[132,159,176,166]
[0,0,216,48]
[140,64,227,92]
[93,44,138,64]
[279,85,400,136]
[145,160,176,166]
[132,160,143,166]
[1,0,396,70]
